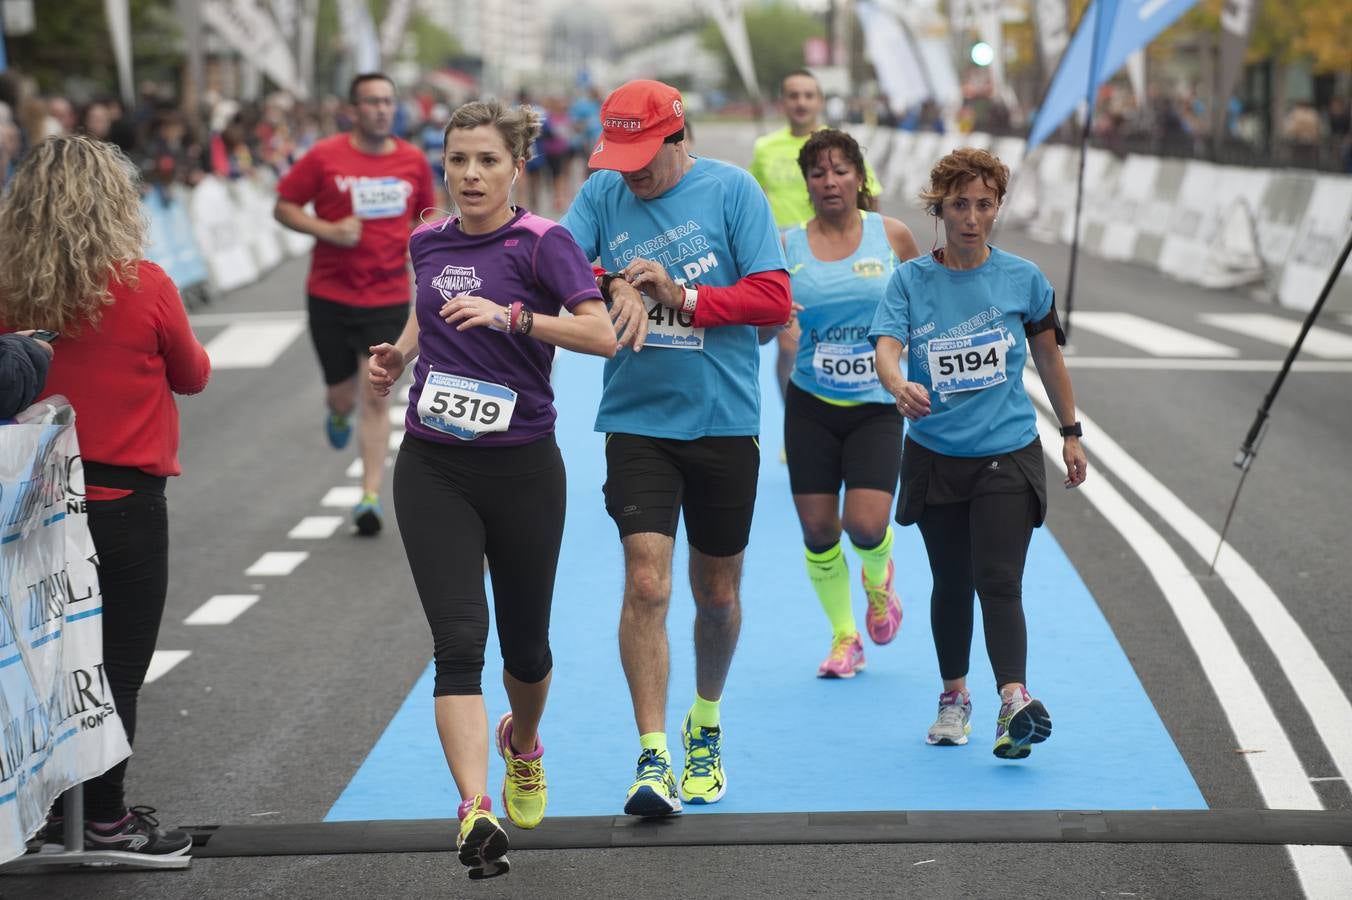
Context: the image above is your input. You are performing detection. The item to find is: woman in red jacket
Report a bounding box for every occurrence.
[0,135,210,858]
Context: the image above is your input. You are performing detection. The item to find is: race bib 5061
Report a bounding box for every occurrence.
[812,341,878,392]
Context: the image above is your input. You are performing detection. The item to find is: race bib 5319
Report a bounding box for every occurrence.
[417,371,516,440]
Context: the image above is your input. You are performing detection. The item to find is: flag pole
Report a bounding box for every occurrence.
[1063,1,1114,341]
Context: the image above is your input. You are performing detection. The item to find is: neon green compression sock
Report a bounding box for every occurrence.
[805,542,856,637]
[852,526,894,587]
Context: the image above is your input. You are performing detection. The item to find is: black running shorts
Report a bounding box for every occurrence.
[783,382,903,496]
[308,294,409,386]
[603,433,760,558]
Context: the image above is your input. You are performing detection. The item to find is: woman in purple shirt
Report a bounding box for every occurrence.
[369,100,614,881]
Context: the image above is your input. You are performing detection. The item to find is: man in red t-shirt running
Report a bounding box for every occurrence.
[275,73,435,535]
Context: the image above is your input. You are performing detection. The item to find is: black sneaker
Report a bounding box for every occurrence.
[24,815,63,853]
[84,806,192,857]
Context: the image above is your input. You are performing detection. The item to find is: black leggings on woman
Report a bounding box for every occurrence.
[393,433,566,696]
[916,489,1038,688]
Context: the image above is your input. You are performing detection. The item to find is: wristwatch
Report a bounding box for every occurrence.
[1059,421,1083,438]
[599,271,623,301]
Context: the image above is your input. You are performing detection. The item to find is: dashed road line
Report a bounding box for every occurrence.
[204,320,308,369]
[185,594,261,625]
[321,486,365,508]
[144,650,191,684]
[1072,311,1239,357]
[288,516,345,539]
[244,551,309,576]
[1200,312,1352,358]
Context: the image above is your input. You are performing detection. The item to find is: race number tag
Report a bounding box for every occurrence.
[417,371,517,440]
[926,329,1011,396]
[643,297,705,350]
[812,342,879,392]
[351,176,409,219]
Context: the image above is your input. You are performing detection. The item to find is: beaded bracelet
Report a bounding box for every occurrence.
[519,308,534,335]
[508,301,522,335]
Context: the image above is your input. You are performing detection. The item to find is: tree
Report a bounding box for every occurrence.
[4,0,182,96]
[700,2,826,98]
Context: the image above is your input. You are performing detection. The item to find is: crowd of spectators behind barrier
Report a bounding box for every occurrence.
[3,68,1349,202]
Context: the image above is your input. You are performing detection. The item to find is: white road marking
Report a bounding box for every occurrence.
[1063,358,1352,372]
[144,650,191,684]
[204,320,308,369]
[1028,392,1352,898]
[244,551,309,576]
[288,516,344,539]
[1200,313,1352,358]
[321,486,365,508]
[189,310,306,326]
[1071,312,1238,357]
[389,431,403,451]
[388,405,408,425]
[185,594,260,625]
[345,458,363,478]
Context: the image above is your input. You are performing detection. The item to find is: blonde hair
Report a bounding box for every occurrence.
[0,135,145,333]
[443,100,542,162]
[918,147,1010,216]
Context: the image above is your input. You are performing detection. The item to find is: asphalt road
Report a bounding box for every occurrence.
[3,123,1349,899]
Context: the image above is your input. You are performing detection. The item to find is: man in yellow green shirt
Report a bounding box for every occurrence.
[748,69,882,401]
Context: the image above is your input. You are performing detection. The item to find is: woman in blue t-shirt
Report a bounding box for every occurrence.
[870,147,1088,760]
[368,100,614,880]
[765,129,919,679]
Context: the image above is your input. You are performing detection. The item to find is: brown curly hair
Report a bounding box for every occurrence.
[0,135,144,333]
[797,128,873,211]
[918,147,1010,216]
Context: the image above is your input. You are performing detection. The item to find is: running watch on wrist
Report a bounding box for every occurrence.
[1059,421,1083,438]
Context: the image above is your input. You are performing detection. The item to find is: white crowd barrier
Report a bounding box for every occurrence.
[0,401,131,865]
[140,171,315,302]
[838,123,1352,310]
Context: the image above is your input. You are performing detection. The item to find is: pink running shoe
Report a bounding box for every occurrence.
[863,560,903,645]
[817,632,866,678]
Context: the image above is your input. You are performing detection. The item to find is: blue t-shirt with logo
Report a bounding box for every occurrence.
[561,157,786,439]
[787,211,897,405]
[868,246,1054,458]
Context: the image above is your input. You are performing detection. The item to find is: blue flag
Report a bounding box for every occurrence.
[1026,0,1202,151]
[0,9,8,73]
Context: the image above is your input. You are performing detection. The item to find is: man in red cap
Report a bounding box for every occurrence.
[561,79,791,818]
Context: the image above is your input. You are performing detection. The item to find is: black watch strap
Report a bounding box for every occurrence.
[599,271,622,301]
[1060,421,1083,438]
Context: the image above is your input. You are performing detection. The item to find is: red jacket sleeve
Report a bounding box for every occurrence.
[690,270,791,328]
[150,266,211,395]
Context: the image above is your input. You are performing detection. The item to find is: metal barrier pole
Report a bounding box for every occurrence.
[63,788,84,853]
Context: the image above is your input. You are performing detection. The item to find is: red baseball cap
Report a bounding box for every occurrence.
[588,80,685,173]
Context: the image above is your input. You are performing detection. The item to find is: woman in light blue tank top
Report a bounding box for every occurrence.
[763,129,920,680]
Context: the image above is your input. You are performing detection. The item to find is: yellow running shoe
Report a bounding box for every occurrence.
[495,712,547,829]
[623,748,682,817]
[456,795,509,880]
[679,712,726,804]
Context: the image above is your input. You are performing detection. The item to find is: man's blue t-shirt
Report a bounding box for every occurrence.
[869,246,1054,457]
[561,157,786,439]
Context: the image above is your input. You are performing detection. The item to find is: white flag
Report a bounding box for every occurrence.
[380,0,416,62]
[336,0,381,71]
[1033,0,1070,80]
[704,0,760,102]
[103,0,133,107]
[202,0,304,96]
[1217,0,1257,122]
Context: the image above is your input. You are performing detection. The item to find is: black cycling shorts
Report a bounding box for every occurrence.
[784,382,903,495]
[603,433,760,558]
[308,294,408,386]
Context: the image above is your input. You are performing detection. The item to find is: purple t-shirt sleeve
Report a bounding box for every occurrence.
[533,225,603,312]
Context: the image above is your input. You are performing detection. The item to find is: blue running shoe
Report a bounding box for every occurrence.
[352,492,383,536]
[325,409,353,450]
[624,748,681,817]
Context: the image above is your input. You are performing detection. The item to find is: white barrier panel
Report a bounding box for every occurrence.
[230,178,285,273]
[1099,154,1160,262]
[189,176,261,293]
[882,131,916,202]
[249,168,314,259]
[1252,170,1318,300]
[1278,175,1352,312]
[1064,148,1124,249]
[992,137,1027,177]
[1198,166,1271,289]
[903,132,945,205]
[1027,144,1076,243]
[964,131,993,150]
[1131,157,1186,270]
[1157,160,1222,283]
[863,128,893,191]
[0,404,131,863]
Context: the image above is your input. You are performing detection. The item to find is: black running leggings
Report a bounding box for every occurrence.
[916,489,1038,688]
[393,434,565,696]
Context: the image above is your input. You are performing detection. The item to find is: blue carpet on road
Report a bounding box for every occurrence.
[328,346,1205,821]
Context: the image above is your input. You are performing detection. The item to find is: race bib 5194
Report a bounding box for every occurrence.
[417,371,516,440]
[925,328,1013,396]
